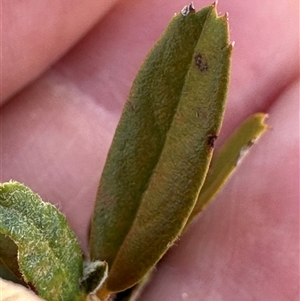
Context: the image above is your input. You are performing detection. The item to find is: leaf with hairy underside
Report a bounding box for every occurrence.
[0,181,84,301]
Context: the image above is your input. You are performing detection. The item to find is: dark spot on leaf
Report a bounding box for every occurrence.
[247,139,255,147]
[207,134,218,148]
[195,54,208,72]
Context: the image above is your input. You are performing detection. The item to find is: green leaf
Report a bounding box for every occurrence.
[0,181,84,301]
[90,3,232,294]
[187,113,269,223]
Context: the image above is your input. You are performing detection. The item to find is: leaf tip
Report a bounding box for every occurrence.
[212,1,218,7]
[221,12,229,21]
[180,2,196,16]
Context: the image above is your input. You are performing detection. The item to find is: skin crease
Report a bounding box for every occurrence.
[1,0,299,300]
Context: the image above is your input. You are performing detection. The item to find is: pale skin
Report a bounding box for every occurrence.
[1,0,299,300]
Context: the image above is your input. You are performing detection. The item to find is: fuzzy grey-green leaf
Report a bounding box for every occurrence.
[90,4,232,293]
[0,181,83,301]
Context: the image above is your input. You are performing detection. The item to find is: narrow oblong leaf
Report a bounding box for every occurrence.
[90,3,232,293]
[0,181,83,301]
[188,113,269,223]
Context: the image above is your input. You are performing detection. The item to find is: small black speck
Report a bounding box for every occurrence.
[195,54,208,72]
[207,134,218,148]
